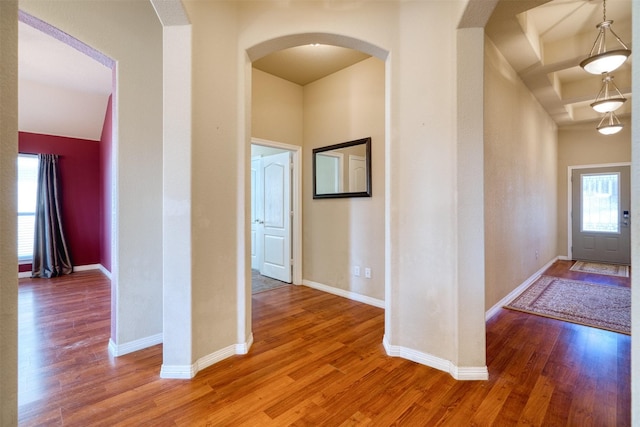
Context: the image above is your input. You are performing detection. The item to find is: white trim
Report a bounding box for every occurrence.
[383,335,488,381]
[302,279,385,309]
[18,263,111,279]
[159,364,196,380]
[567,162,631,260]
[160,334,254,379]
[98,264,112,279]
[451,365,491,381]
[76,263,111,278]
[108,332,163,357]
[193,345,236,372]
[485,256,559,321]
[74,263,102,273]
[235,333,254,355]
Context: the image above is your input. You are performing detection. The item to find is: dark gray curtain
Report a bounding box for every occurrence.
[32,154,73,278]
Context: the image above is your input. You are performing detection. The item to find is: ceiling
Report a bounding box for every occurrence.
[253,0,632,130]
[19,0,631,137]
[486,0,632,129]
[19,21,112,96]
[252,44,371,86]
[19,21,112,141]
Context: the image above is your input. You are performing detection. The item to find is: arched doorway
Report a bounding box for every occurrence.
[244,32,390,344]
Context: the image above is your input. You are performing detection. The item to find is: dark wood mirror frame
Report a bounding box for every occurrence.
[312,137,371,199]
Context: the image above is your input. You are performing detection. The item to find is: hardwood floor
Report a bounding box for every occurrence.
[18,261,630,426]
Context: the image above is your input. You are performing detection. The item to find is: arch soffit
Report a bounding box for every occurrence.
[246,33,388,62]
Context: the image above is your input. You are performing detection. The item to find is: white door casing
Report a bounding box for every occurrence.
[259,151,292,283]
[250,157,262,270]
[316,151,343,194]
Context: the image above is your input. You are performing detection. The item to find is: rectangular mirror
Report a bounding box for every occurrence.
[313,137,371,199]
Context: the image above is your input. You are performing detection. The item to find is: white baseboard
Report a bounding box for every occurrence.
[383,335,489,380]
[108,333,163,357]
[235,333,254,355]
[98,264,112,278]
[159,363,196,380]
[485,256,560,321]
[74,263,102,272]
[160,333,254,379]
[302,279,385,309]
[74,263,112,278]
[19,263,112,279]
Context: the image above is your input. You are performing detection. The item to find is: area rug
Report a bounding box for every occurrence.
[252,269,289,294]
[569,261,629,278]
[505,276,630,335]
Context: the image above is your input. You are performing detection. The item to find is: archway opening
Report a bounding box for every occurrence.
[245,33,390,344]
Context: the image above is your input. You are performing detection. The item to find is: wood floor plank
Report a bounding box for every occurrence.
[17,261,630,425]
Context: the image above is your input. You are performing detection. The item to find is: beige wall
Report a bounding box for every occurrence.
[2,0,164,418]
[303,57,385,300]
[484,36,558,310]
[252,68,303,146]
[556,125,631,257]
[3,0,490,392]
[20,1,164,347]
[0,2,18,423]
[3,0,638,416]
[182,1,244,360]
[237,0,486,372]
[252,57,385,301]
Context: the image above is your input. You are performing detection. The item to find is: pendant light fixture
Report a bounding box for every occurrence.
[579,0,631,75]
[596,111,623,135]
[590,74,626,113]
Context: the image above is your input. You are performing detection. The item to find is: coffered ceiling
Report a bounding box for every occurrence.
[487,0,631,129]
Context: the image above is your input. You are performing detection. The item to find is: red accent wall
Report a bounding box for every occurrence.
[19,132,102,269]
[100,95,113,272]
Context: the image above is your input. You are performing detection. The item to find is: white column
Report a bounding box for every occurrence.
[159,20,194,378]
[455,26,488,378]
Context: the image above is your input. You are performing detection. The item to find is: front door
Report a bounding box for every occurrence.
[571,165,630,264]
[259,151,292,283]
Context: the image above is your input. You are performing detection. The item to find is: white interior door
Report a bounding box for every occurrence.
[571,165,630,264]
[260,151,292,283]
[250,157,262,270]
[348,155,366,192]
[316,152,343,194]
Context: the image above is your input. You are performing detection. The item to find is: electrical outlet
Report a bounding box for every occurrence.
[365,268,371,279]
[354,266,361,277]
[535,251,539,260]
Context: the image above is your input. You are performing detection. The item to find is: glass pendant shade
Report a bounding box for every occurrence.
[590,74,626,113]
[580,17,631,75]
[581,49,630,75]
[591,98,625,113]
[597,111,623,135]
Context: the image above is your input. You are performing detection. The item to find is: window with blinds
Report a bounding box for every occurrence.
[18,154,39,262]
